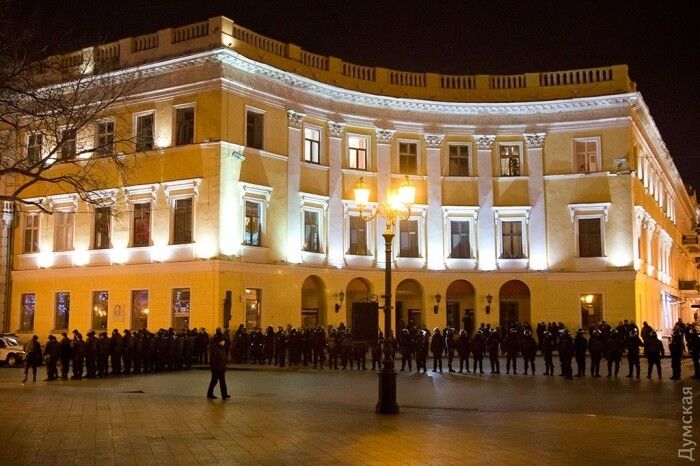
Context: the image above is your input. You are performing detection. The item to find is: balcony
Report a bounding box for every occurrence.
[679,280,698,291]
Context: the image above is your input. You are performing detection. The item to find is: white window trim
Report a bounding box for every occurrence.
[568,202,610,258]
[94,118,116,155]
[494,206,531,260]
[396,206,427,260]
[346,133,371,171]
[579,292,605,328]
[240,182,273,247]
[442,206,479,263]
[342,201,375,261]
[572,136,602,174]
[173,103,196,146]
[21,211,41,255]
[26,131,45,163]
[90,289,109,331]
[396,138,421,175]
[446,143,472,177]
[132,110,156,149]
[497,142,524,177]
[54,291,71,331]
[171,286,192,328]
[299,192,329,255]
[245,106,266,150]
[124,184,159,248]
[303,123,323,164]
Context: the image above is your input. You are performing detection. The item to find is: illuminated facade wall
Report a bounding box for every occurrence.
[6,16,699,338]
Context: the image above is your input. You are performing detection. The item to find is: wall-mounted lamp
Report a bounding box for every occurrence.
[334,291,345,313]
[433,292,442,314]
[485,293,493,314]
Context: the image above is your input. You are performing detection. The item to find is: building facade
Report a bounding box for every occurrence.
[5,16,700,339]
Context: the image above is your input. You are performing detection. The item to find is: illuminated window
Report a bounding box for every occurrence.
[399,142,417,175]
[55,291,70,330]
[348,215,368,255]
[304,127,320,163]
[499,144,521,177]
[348,135,368,170]
[53,211,74,252]
[450,221,470,258]
[574,138,600,173]
[59,129,76,161]
[131,290,149,330]
[246,110,264,150]
[580,293,603,329]
[93,206,111,249]
[132,202,151,247]
[172,288,191,330]
[92,290,108,331]
[135,113,154,151]
[578,218,602,257]
[448,145,470,176]
[175,106,195,146]
[20,293,35,332]
[240,182,272,248]
[27,133,42,164]
[501,221,524,259]
[244,288,261,330]
[399,219,420,258]
[96,120,114,155]
[23,213,39,254]
[244,201,262,246]
[173,198,193,245]
[303,210,321,253]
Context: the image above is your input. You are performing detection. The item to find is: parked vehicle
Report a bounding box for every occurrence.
[0,335,26,367]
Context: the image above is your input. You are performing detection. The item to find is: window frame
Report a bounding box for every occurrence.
[52,209,75,252]
[95,119,115,155]
[174,104,195,146]
[397,140,419,175]
[303,125,322,164]
[494,207,530,260]
[447,143,471,177]
[131,289,149,330]
[240,182,273,248]
[497,142,523,177]
[347,134,370,171]
[133,110,155,151]
[243,200,263,247]
[54,291,71,331]
[92,205,112,250]
[171,196,194,245]
[244,288,262,330]
[59,128,77,161]
[573,136,601,174]
[131,201,152,248]
[26,132,43,164]
[568,203,610,258]
[580,292,604,329]
[20,293,36,332]
[171,287,191,330]
[22,212,40,254]
[398,218,421,258]
[91,290,109,331]
[245,107,265,150]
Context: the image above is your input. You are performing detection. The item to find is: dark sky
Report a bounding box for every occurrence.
[8,0,699,193]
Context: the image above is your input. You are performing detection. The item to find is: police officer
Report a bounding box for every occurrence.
[431,328,445,373]
[71,331,85,380]
[399,329,413,372]
[275,327,288,368]
[85,331,97,379]
[487,328,501,374]
[109,329,123,375]
[264,326,276,366]
[606,329,623,378]
[573,329,587,377]
[59,332,72,380]
[503,327,519,375]
[97,332,109,377]
[688,327,700,379]
[122,329,134,374]
[43,335,59,381]
[624,328,643,379]
[541,330,556,376]
[457,329,471,373]
[414,330,428,373]
[558,329,574,380]
[645,330,663,379]
[445,328,457,373]
[588,328,604,377]
[521,329,537,375]
[669,327,685,380]
[471,329,485,374]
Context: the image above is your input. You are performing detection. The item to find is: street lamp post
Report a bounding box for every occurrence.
[353,175,416,414]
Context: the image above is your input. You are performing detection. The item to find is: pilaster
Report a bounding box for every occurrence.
[425,133,444,270]
[286,110,305,263]
[475,135,496,270]
[0,201,14,333]
[327,121,346,267]
[524,133,547,270]
[375,128,395,267]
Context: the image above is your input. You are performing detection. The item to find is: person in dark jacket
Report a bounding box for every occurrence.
[97,332,110,377]
[588,328,604,377]
[541,330,556,376]
[85,331,97,379]
[520,329,537,375]
[624,328,644,379]
[487,329,501,374]
[644,330,663,379]
[445,328,457,373]
[503,328,519,374]
[669,328,685,380]
[264,326,276,366]
[43,335,59,381]
[22,335,41,383]
[457,329,471,373]
[430,328,445,373]
[122,329,134,374]
[471,329,485,374]
[573,329,587,377]
[71,331,85,380]
[688,327,700,379]
[59,332,72,379]
[558,329,574,380]
[399,329,413,372]
[414,331,427,373]
[206,329,230,400]
[109,329,123,375]
[606,329,623,377]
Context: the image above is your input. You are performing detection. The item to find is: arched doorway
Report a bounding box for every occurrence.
[345,277,372,327]
[445,280,476,333]
[396,279,424,331]
[498,280,531,328]
[301,275,326,328]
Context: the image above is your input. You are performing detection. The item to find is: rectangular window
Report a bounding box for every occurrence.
[20,293,35,331]
[399,219,419,258]
[135,113,154,151]
[244,201,261,246]
[173,198,193,245]
[172,288,191,330]
[348,216,368,255]
[96,121,114,155]
[132,203,151,247]
[131,290,149,330]
[348,135,368,170]
[580,293,603,329]
[575,139,599,173]
[304,127,320,163]
[175,107,195,146]
[59,129,76,160]
[93,206,111,249]
[399,142,418,175]
[23,213,39,253]
[244,288,261,330]
[501,221,524,258]
[499,145,521,177]
[55,291,70,330]
[246,110,264,150]
[450,220,470,258]
[303,210,321,253]
[448,145,470,176]
[53,211,74,252]
[578,218,602,257]
[27,133,42,164]
[92,290,108,331]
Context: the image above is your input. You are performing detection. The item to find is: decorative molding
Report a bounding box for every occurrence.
[286,110,306,129]
[568,202,611,223]
[85,189,118,206]
[47,194,80,210]
[474,135,496,150]
[239,181,273,204]
[123,184,160,203]
[424,133,444,149]
[327,121,346,138]
[523,132,546,149]
[163,178,202,202]
[375,128,396,145]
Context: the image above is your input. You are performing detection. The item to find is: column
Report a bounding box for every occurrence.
[475,135,496,270]
[286,110,305,264]
[524,133,547,270]
[327,121,346,267]
[633,206,644,271]
[424,134,444,270]
[0,201,14,333]
[644,215,656,277]
[375,128,395,268]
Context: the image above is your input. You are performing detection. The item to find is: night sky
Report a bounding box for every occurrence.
[8,0,699,193]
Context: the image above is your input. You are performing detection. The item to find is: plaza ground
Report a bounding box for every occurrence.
[0,357,696,465]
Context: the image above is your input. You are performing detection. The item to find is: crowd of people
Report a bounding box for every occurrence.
[19,318,700,385]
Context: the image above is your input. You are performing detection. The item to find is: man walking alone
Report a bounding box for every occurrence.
[207,329,231,400]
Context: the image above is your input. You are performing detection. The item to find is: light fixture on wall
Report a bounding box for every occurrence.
[485,293,493,314]
[433,293,442,314]
[335,291,345,313]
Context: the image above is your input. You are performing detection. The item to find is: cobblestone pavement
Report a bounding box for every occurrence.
[0,357,696,465]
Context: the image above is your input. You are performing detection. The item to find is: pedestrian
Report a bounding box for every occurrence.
[22,335,41,383]
[206,330,230,400]
[644,330,663,379]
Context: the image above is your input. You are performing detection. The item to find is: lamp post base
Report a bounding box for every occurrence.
[375,357,399,414]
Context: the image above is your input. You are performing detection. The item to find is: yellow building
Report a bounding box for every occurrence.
[3,16,699,340]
